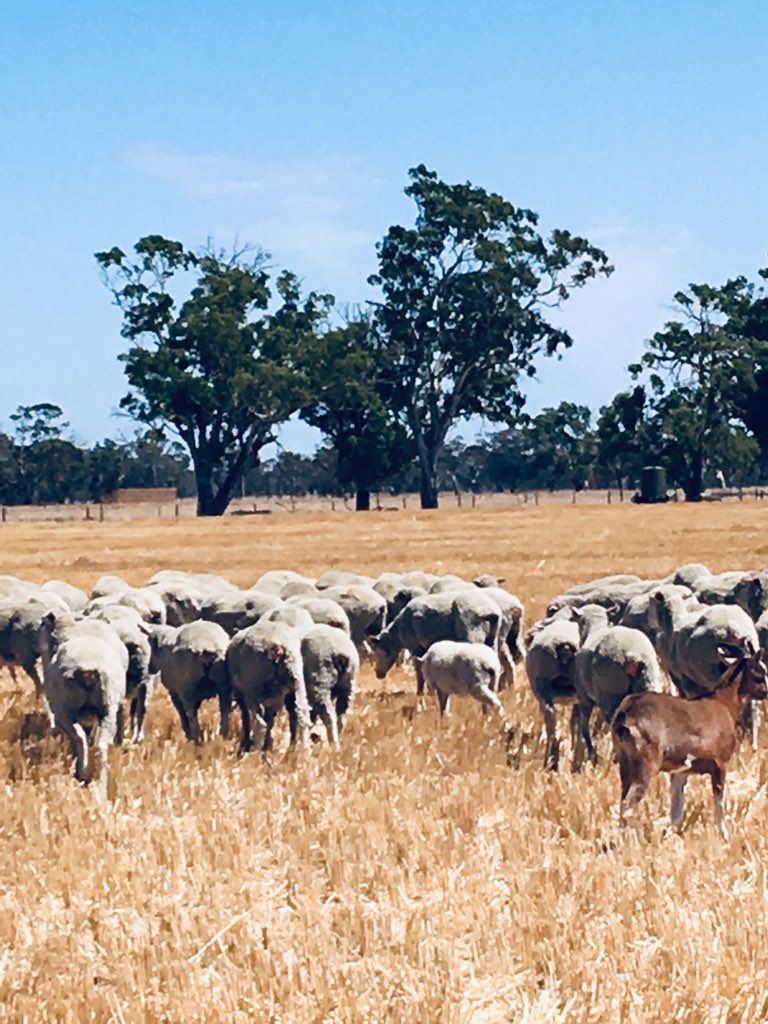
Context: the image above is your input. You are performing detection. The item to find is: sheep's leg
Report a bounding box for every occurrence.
[131,686,148,744]
[474,685,507,721]
[169,691,193,741]
[237,694,254,753]
[218,683,232,740]
[114,704,126,747]
[498,645,516,691]
[69,722,90,784]
[572,702,597,772]
[415,660,426,696]
[334,686,351,737]
[541,701,559,771]
[436,689,451,716]
[284,692,298,746]
[711,764,729,841]
[751,701,761,751]
[94,714,117,799]
[24,659,44,699]
[187,699,204,746]
[316,698,340,746]
[261,709,277,752]
[669,772,689,830]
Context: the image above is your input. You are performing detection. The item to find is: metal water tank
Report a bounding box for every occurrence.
[639,465,668,503]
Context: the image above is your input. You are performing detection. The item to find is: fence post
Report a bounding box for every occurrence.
[534,491,539,506]
[1,506,5,523]
[572,490,577,504]
[175,502,180,518]
[99,503,104,522]
[85,505,91,521]
[607,489,612,504]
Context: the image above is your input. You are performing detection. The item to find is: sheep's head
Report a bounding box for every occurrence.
[368,635,397,679]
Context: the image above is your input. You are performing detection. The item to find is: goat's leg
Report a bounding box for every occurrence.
[620,761,653,828]
[541,701,559,771]
[711,764,729,841]
[669,772,690,830]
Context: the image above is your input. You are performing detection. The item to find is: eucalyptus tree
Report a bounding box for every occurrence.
[369,165,612,508]
[96,236,331,515]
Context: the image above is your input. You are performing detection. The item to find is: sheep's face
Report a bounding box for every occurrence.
[369,637,396,680]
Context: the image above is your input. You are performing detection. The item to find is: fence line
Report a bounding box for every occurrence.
[0,486,765,525]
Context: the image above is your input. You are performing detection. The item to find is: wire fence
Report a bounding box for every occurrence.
[0,485,766,524]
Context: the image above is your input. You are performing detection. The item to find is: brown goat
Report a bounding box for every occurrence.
[611,646,768,839]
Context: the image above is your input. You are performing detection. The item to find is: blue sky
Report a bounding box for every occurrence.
[2,1,767,452]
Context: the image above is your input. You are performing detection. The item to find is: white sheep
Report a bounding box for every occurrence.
[417,640,506,718]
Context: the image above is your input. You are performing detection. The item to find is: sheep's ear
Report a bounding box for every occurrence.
[717,643,744,665]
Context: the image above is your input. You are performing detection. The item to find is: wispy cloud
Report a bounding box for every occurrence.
[129,145,380,278]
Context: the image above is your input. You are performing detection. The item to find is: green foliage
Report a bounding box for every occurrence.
[370,165,612,507]
[300,318,412,507]
[629,279,759,500]
[96,238,332,515]
[10,403,69,445]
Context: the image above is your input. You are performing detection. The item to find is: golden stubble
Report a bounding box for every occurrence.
[2,502,768,1023]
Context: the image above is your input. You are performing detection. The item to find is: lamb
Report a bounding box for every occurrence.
[573,605,664,769]
[145,621,231,744]
[525,615,580,770]
[300,625,359,745]
[226,621,311,752]
[612,646,768,839]
[369,590,501,692]
[417,641,505,718]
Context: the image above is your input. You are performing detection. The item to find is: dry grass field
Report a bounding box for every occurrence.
[2,503,768,1022]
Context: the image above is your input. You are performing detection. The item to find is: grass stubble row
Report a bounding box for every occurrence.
[2,504,768,1022]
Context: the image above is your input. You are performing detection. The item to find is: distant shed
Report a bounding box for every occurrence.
[107,487,178,504]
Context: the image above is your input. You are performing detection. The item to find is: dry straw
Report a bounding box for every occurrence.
[1,503,768,1022]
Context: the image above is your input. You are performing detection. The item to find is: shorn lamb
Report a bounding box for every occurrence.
[611,646,768,839]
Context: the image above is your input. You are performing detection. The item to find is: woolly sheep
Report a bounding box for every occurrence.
[201,590,282,635]
[226,621,311,752]
[525,616,580,770]
[145,621,231,744]
[417,641,505,718]
[572,605,664,769]
[285,596,351,634]
[300,624,359,744]
[369,590,500,692]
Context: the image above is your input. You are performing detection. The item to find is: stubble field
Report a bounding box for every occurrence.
[2,502,768,1023]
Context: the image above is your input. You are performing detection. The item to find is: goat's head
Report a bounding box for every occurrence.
[718,644,768,701]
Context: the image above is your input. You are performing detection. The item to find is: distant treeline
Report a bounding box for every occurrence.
[3,395,768,507]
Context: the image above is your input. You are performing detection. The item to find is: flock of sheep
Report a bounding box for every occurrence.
[1,561,766,838]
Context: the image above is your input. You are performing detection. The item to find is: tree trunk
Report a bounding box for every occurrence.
[683,450,705,502]
[419,460,439,509]
[194,458,233,517]
[355,486,371,511]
